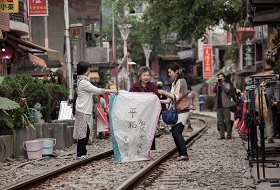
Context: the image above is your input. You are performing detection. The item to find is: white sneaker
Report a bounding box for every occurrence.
[76,155,86,160]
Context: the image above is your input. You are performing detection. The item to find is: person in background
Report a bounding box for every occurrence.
[156,81,167,112]
[98,94,108,138]
[99,94,106,110]
[73,61,118,160]
[186,86,195,132]
[156,81,168,132]
[213,73,231,140]
[264,88,275,143]
[183,86,195,136]
[198,94,205,111]
[130,66,159,150]
[272,88,279,139]
[234,89,244,121]
[158,62,190,161]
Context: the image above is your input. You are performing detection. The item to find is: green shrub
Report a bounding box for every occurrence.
[44,83,68,122]
[205,96,215,110]
[0,74,70,122]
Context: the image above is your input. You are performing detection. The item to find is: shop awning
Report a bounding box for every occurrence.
[244,70,275,84]
[158,53,180,60]
[28,53,47,68]
[23,54,62,69]
[7,33,60,61]
[248,70,274,78]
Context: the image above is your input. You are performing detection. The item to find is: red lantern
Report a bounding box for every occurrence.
[236,27,255,44]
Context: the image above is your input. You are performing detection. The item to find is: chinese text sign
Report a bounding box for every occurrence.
[28,0,48,16]
[0,0,18,13]
[203,44,213,79]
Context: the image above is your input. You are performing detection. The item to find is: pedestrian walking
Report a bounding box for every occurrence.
[185,86,195,134]
[198,94,205,111]
[158,62,190,161]
[73,61,118,160]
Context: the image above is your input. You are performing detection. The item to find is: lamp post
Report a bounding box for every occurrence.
[142,43,152,67]
[118,24,132,90]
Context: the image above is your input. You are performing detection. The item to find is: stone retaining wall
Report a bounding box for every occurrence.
[0,120,75,162]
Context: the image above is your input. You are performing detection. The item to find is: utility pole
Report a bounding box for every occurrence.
[64,0,73,100]
[44,17,48,49]
[100,0,103,47]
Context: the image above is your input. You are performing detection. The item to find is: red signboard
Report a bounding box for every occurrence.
[203,44,213,79]
[27,0,48,16]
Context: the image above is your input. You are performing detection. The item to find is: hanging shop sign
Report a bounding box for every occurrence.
[27,0,48,16]
[177,50,193,59]
[0,0,19,13]
[242,42,256,73]
[203,44,213,79]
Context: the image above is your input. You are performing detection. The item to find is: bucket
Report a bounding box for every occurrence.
[36,138,56,155]
[23,140,43,159]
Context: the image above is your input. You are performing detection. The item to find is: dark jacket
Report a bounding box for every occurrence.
[129,80,160,97]
[213,82,231,108]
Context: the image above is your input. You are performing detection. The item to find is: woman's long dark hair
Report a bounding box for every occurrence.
[167,62,184,84]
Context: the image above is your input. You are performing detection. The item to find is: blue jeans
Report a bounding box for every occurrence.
[199,103,205,111]
[172,122,188,156]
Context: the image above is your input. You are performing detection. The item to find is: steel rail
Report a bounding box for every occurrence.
[116,117,209,190]
[2,149,113,190]
[2,117,206,190]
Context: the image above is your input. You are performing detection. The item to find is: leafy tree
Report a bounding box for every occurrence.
[105,0,246,41]
[102,4,175,67]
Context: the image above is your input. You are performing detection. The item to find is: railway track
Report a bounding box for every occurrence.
[116,117,208,190]
[2,117,208,190]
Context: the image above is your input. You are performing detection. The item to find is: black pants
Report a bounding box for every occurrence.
[172,122,188,156]
[151,137,156,150]
[77,126,90,157]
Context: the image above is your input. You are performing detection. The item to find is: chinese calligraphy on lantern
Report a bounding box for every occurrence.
[110,91,161,162]
[203,44,213,79]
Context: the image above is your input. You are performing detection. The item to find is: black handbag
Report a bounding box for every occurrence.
[162,95,178,125]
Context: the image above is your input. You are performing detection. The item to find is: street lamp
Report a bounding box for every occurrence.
[118,24,132,90]
[142,43,152,67]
